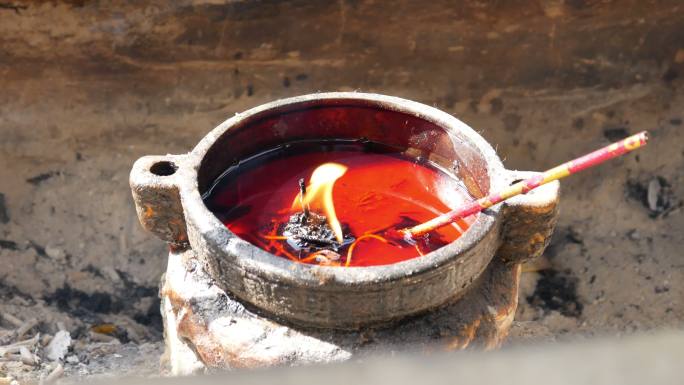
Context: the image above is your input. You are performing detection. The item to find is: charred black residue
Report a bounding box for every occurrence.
[654,285,670,294]
[0,192,9,223]
[116,269,158,298]
[81,264,104,278]
[626,179,647,204]
[0,239,18,250]
[133,297,162,330]
[26,171,61,186]
[626,176,681,218]
[45,284,122,316]
[282,211,343,252]
[662,67,678,83]
[0,280,33,304]
[117,270,162,329]
[44,272,161,331]
[527,268,583,317]
[28,240,48,259]
[543,226,583,259]
[603,127,629,141]
[528,226,584,317]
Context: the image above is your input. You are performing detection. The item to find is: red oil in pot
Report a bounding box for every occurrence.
[204,140,475,267]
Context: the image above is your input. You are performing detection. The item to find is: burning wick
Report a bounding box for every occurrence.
[281,163,350,256]
[293,163,347,243]
[298,178,310,222]
[275,162,400,266]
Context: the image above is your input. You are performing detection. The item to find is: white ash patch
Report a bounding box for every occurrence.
[0,311,163,384]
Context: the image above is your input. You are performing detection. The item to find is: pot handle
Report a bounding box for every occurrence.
[130,155,188,246]
[497,170,560,264]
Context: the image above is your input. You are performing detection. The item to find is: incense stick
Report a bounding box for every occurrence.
[404,131,649,238]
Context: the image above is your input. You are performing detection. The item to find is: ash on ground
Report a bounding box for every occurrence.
[626,176,682,218]
[0,293,162,384]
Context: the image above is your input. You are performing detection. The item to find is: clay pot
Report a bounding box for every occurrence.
[130,93,559,329]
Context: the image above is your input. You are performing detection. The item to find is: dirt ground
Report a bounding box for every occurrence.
[1,0,683,382]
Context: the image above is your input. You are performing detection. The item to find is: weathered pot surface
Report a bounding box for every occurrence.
[130,92,559,329]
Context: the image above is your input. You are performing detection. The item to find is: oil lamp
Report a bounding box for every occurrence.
[131,92,561,329]
[130,94,647,371]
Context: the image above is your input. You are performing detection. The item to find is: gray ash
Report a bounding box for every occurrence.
[282,211,343,251]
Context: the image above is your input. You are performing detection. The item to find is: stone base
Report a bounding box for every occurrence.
[160,249,521,375]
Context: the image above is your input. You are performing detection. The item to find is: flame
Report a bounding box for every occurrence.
[293,163,347,243]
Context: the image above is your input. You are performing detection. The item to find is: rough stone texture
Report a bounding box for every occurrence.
[161,247,525,373]
[498,171,561,264]
[161,250,350,373]
[130,155,189,245]
[2,1,683,93]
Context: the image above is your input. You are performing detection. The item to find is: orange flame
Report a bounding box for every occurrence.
[292,163,347,243]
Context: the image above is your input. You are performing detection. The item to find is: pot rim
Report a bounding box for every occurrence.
[180,92,508,287]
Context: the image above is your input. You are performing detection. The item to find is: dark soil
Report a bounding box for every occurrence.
[527,269,583,318]
[0,192,9,223]
[602,127,630,141]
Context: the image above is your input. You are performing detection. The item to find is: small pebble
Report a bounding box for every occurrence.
[45,245,65,261]
[101,266,121,283]
[45,330,71,361]
[627,229,641,241]
[41,334,53,346]
[43,363,64,385]
[19,346,35,365]
[647,178,661,212]
[66,355,79,364]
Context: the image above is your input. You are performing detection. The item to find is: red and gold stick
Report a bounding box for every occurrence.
[404,131,649,238]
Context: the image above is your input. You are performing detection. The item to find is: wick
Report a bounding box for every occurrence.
[299,178,309,221]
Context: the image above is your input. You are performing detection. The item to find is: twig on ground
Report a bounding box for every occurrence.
[41,364,64,385]
[16,318,38,340]
[0,333,40,356]
[1,314,24,328]
[89,331,118,343]
[19,345,37,365]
